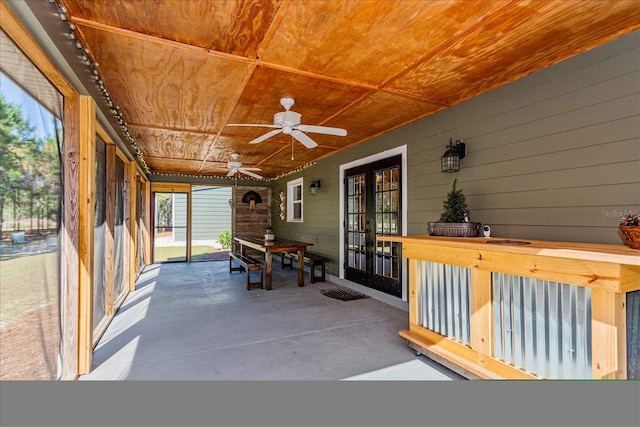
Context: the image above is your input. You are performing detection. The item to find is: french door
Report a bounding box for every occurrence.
[344,155,402,297]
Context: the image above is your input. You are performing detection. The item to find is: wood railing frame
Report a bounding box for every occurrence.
[380,235,640,380]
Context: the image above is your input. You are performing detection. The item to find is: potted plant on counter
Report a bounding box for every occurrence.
[265,227,275,241]
[620,213,640,249]
[428,179,481,237]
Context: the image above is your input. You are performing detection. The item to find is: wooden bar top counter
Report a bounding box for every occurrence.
[379,235,639,293]
[379,235,640,266]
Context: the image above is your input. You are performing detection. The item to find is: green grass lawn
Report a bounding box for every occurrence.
[154,245,216,262]
[0,251,58,328]
[0,244,222,326]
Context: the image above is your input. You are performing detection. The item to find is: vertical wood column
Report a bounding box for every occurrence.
[187,190,192,263]
[128,161,137,291]
[77,96,96,375]
[60,95,95,378]
[141,179,151,266]
[104,144,116,316]
[592,289,627,379]
[121,159,131,293]
[407,258,419,326]
[470,268,493,357]
[59,95,80,380]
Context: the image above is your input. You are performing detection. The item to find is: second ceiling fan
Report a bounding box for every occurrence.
[225,153,263,179]
[227,97,347,148]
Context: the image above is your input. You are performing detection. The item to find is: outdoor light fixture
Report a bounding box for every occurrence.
[441,139,466,173]
[309,178,321,195]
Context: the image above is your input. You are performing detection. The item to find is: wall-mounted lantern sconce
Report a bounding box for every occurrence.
[441,138,466,173]
[309,178,321,195]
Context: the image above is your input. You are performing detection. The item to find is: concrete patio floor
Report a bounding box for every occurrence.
[80,259,464,381]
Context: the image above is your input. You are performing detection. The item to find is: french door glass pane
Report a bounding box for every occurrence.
[347,174,366,271]
[374,166,400,279]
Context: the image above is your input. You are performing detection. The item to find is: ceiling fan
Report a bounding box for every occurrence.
[227,97,347,148]
[225,153,263,179]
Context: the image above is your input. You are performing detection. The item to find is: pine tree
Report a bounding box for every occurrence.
[439,179,469,223]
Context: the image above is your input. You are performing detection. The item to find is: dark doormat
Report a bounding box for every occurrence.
[319,285,370,301]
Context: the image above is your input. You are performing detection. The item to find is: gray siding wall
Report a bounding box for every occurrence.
[172,193,188,242]
[192,186,232,242]
[171,186,232,242]
[272,31,640,276]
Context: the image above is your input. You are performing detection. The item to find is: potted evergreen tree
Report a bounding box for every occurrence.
[428,179,481,237]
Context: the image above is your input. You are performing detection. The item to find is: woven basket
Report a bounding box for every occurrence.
[428,222,481,237]
[620,226,640,249]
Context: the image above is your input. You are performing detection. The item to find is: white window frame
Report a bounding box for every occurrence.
[287,177,304,222]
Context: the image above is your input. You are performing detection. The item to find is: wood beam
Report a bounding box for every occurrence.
[77,96,96,375]
[59,94,80,380]
[122,159,131,293]
[592,289,627,379]
[128,160,138,291]
[141,179,152,265]
[470,268,492,356]
[104,144,116,316]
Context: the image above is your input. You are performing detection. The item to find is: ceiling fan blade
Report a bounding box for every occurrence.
[249,129,283,144]
[239,168,263,179]
[241,167,262,171]
[226,169,237,177]
[297,124,347,136]
[291,129,318,148]
[226,123,280,128]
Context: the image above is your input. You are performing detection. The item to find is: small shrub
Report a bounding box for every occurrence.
[218,230,232,249]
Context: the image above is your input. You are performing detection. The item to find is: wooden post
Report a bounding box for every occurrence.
[187,189,192,262]
[121,157,131,292]
[104,144,116,316]
[141,179,151,265]
[59,94,80,380]
[470,268,493,357]
[408,258,419,326]
[128,160,137,291]
[77,96,96,375]
[591,289,627,379]
[60,94,95,378]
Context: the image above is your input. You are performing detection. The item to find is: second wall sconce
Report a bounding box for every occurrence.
[441,138,466,173]
[309,178,321,195]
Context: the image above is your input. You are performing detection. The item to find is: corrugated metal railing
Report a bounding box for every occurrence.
[418,262,471,346]
[492,274,592,379]
[416,261,598,379]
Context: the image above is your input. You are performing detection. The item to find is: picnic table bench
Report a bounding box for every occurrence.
[281,251,327,283]
[229,252,264,290]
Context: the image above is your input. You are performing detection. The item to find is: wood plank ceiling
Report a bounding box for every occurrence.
[51,0,640,179]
